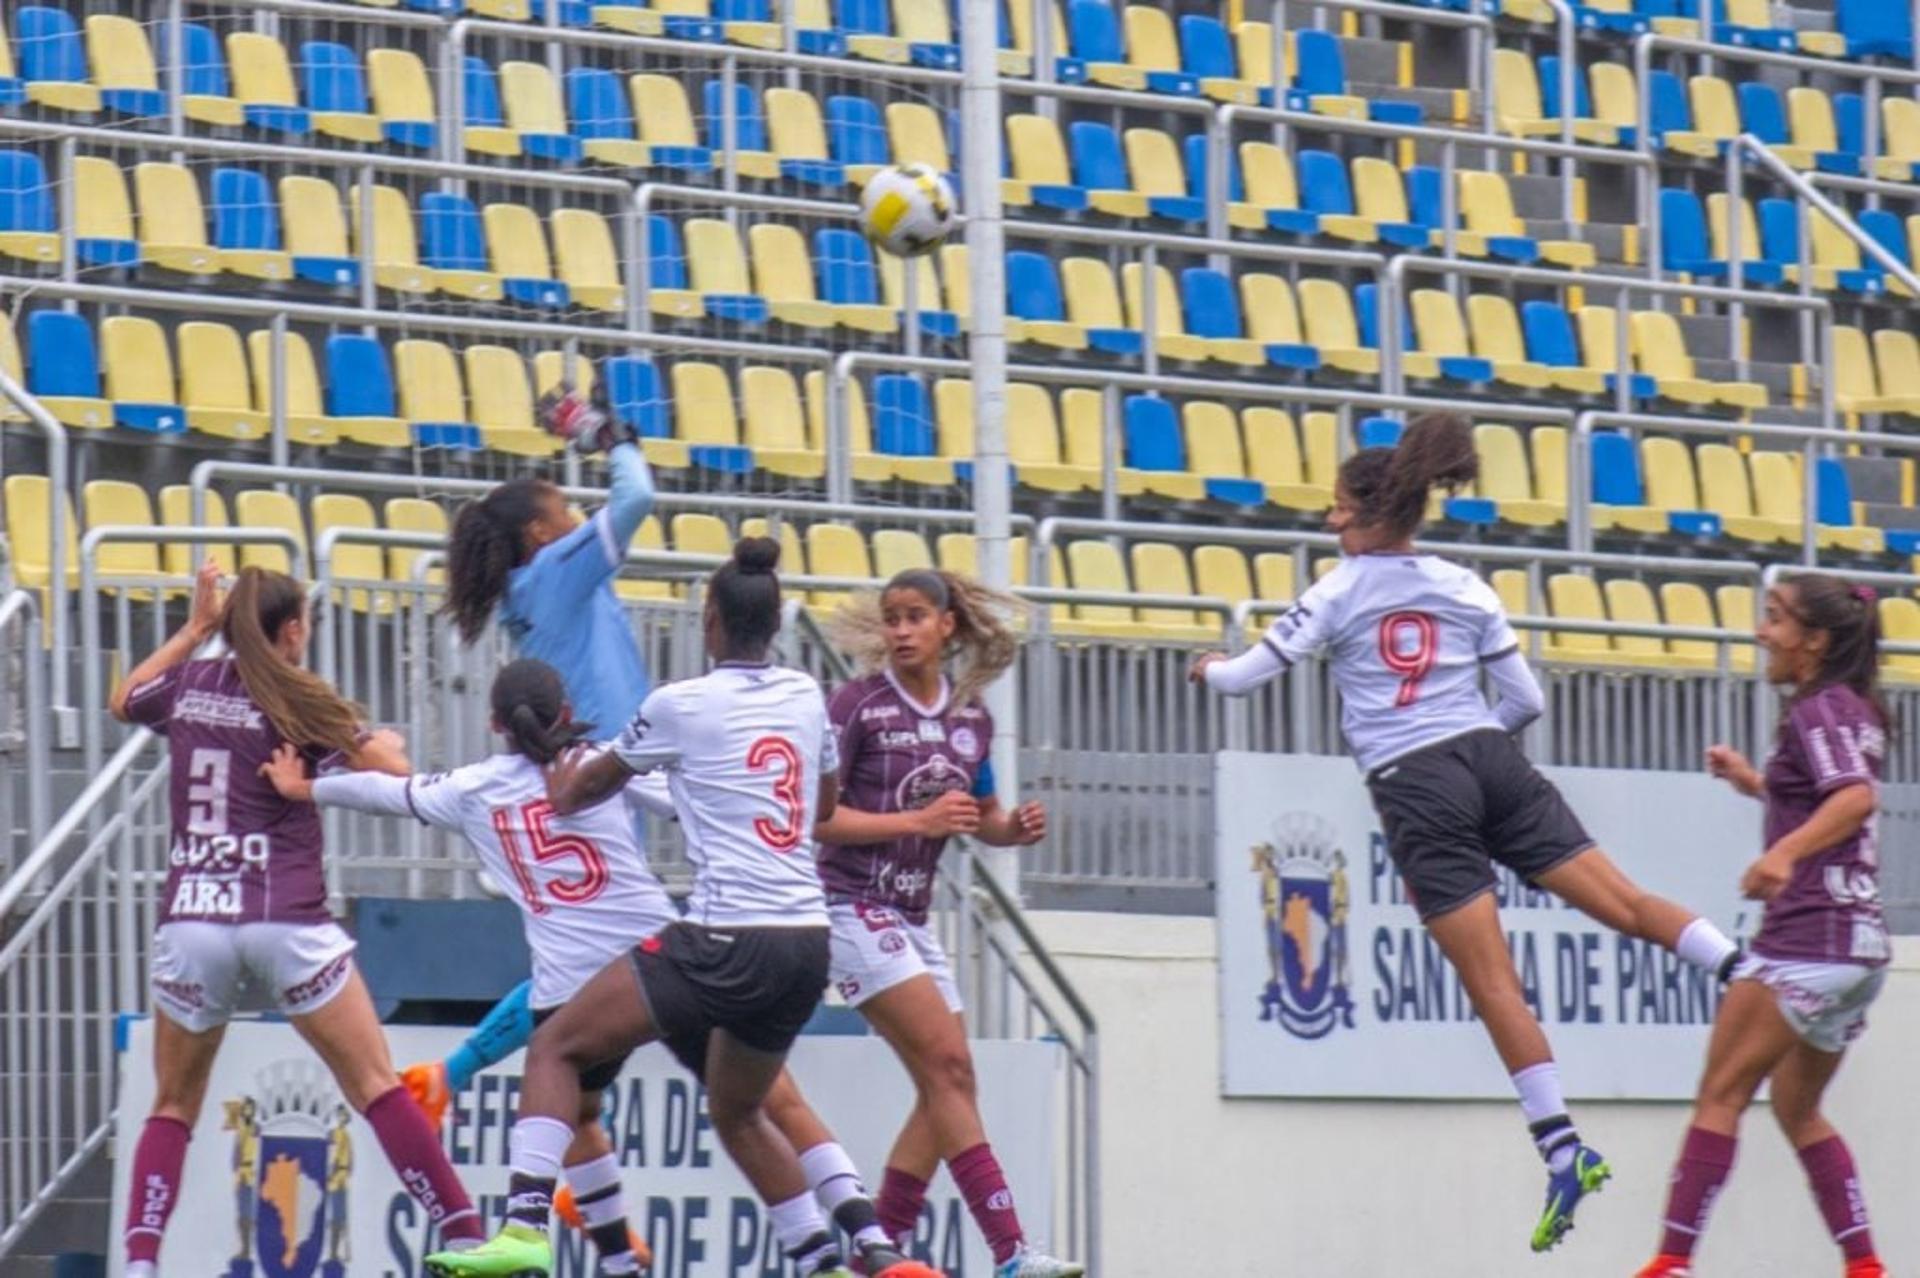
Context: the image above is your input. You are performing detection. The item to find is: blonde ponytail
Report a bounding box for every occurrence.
[829,569,1023,707]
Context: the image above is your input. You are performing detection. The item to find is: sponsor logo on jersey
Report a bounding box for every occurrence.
[174,691,267,732]
[1252,812,1356,1041]
[219,1058,353,1278]
[950,726,981,762]
[859,704,902,723]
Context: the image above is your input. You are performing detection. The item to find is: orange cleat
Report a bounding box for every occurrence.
[554,1183,654,1271]
[1846,1260,1888,1278]
[1634,1258,1692,1278]
[400,1060,450,1134]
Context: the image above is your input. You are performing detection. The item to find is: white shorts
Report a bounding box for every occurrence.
[150,920,358,1034]
[828,901,963,1014]
[1737,954,1887,1054]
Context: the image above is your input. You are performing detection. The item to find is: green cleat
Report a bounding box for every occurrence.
[1530,1144,1612,1254]
[425,1223,553,1277]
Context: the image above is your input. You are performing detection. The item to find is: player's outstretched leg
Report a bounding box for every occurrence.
[404,980,536,1133]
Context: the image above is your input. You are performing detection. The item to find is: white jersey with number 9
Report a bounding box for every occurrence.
[613,662,838,928]
[1261,554,1519,773]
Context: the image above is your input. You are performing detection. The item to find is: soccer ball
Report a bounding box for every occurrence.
[859,163,957,258]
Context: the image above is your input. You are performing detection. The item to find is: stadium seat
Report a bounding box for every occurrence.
[224,32,312,137]
[299,42,382,144]
[1759,200,1885,295]
[1131,542,1220,638]
[1494,51,1610,144]
[1636,311,1765,409]
[1118,5,1201,96]
[152,487,231,579]
[1874,330,1920,409]
[1176,269,1260,368]
[82,480,163,596]
[1694,443,1793,545]
[1657,581,1741,672]
[0,150,58,266]
[683,218,773,325]
[1408,290,1500,385]
[738,366,823,479]
[1465,295,1570,392]
[1638,436,1729,540]
[177,322,268,443]
[83,15,166,118]
[1240,408,1329,512]
[1833,325,1916,415]
[813,228,899,333]
[1544,573,1631,665]
[4,474,78,590]
[23,310,110,429]
[1289,29,1420,125]
[1065,0,1148,91]
[1292,150,1377,244]
[1182,401,1267,507]
[481,202,571,308]
[1066,120,1151,218]
[1811,458,1887,554]
[801,369,907,484]
[234,490,306,575]
[1587,430,1679,535]
[804,523,872,613]
[1006,251,1090,352]
[244,329,338,446]
[1702,194,1783,285]
[935,378,1090,492]
[1236,142,1321,236]
[1476,424,1563,527]
[208,168,312,283]
[1733,82,1824,172]
[698,80,772,178]
[1175,14,1255,104]
[1456,172,1595,269]
[749,222,839,329]
[564,67,654,169]
[310,493,390,613]
[1234,274,1320,371]
[17,7,101,114]
[1006,0,1074,80]
[871,373,957,485]
[532,351,596,403]
[886,101,954,177]
[380,497,447,587]
[1005,113,1091,213]
[497,61,583,163]
[1535,55,1620,146]
[1347,158,1432,249]
[391,339,482,449]
[640,215,703,320]
[131,162,219,275]
[278,177,361,288]
[1063,539,1153,638]
[348,186,434,296]
[1296,279,1376,375]
[1856,210,1915,296]
[1062,258,1147,359]
[464,345,556,457]
[594,0,725,40]
[603,357,687,469]
[1123,128,1205,223]
[670,361,757,474]
[877,251,958,338]
[551,208,625,312]
[456,57,519,157]
[418,193,506,301]
[825,94,890,186]
[871,527,934,579]
[98,317,186,434]
[765,87,848,188]
[366,49,437,151]
[1120,263,1205,362]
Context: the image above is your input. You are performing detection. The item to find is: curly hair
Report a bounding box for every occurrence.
[829,568,1022,707]
[1337,412,1480,542]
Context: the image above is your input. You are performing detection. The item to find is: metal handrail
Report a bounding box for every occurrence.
[1725,135,1920,300]
[0,729,154,924]
[0,369,68,710]
[0,589,49,847]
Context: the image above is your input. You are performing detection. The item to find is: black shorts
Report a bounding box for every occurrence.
[1365,728,1594,921]
[532,1005,632,1093]
[630,921,830,1079]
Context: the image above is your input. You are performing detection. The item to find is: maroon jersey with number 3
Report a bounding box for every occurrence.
[1754,683,1890,966]
[815,672,995,925]
[122,658,334,925]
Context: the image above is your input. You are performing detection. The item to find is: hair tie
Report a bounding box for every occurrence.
[1853,585,1877,605]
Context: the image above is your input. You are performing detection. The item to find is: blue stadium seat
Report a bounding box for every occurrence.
[1067,120,1140,215]
[1738,82,1856,174]
[1178,16,1243,96]
[301,41,374,131]
[419,191,500,289]
[1590,430,1717,537]
[1759,197,1882,294]
[1646,71,1697,151]
[211,168,351,287]
[1124,395,1258,503]
[26,310,101,400]
[1658,187,1782,282]
[1181,132,1243,205]
[1007,250,1137,355]
[1858,209,1914,281]
[1290,30,1421,124]
[462,57,512,147]
[563,67,653,170]
[400,0,463,12]
[815,227,882,306]
[1183,268,1317,371]
[531,0,594,24]
[1715,4,1795,50]
[873,374,938,463]
[0,150,55,258]
[1570,0,1646,33]
[826,95,890,169]
[1296,149,1369,238]
[325,334,398,419]
[1837,0,1912,59]
[1404,165,1443,238]
[1358,417,1400,449]
[16,8,95,110]
[701,80,764,169]
[603,356,673,442]
[1537,55,1595,128]
[1521,301,1654,400]
[1070,0,1195,95]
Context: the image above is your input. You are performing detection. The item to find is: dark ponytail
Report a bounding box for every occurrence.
[1337,412,1480,542]
[224,567,365,756]
[444,478,556,644]
[491,658,593,764]
[1778,573,1891,731]
[708,537,783,659]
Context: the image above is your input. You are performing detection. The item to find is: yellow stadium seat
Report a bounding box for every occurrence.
[234,489,306,575]
[277,176,358,288]
[464,345,555,458]
[0,311,25,421]
[1299,412,1340,491]
[1833,326,1917,415]
[1232,22,1289,98]
[5,475,78,590]
[367,50,439,148]
[89,15,235,125]
[1406,289,1482,384]
[1528,426,1578,517]
[1493,49,1615,144]
[1235,142,1307,233]
[1658,581,1734,671]
[346,186,434,296]
[1886,98,1920,172]
[1130,542,1219,639]
[1182,401,1261,503]
[768,87,878,186]
[1122,262,1208,362]
[1457,171,1596,269]
[1639,436,1709,529]
[1006,113,1141,218]
[887,102,952,173]
[1601,579,1679,666]
[99,317,184,434]
[1874,329,1920,407]
[1747,448,1882,553]
[1351,157,1426,245]
[551,208,625,313]
[1123,127,1198,221]
[748,222,844,330]
[741,365,824,479]
[156,486,233,578]
[532,351,596,403]
[177,322,271,443]
[1704,194,1771,275]
[1474,425,1562,527]
[1237,273,1309,359]
[1062,540,1148,638]
[1296,280,1377,375]
[1879,597,1920,680]
[1684,75,1741,151]
[1139,5,1250,100]
[1006,0,1068,70]
[1545,572,1623,664]
[1706,584,1759,671]
[1779,209,1878,293]
[609,513,673,604]
[311,493,389,613]
[499,61,588,158]
[1061,257,1139,351]
[482,203,565,307]
[1058,387,1145,496]
[82,480,163,596]
[1489,570,1534,624]
[934,378,1088,492]
[67,157,133,271]
[805,523,874,614]
[804,370,902,484]
[1194,545,1255,617]
[226,33,304,122]
[872,528,934,580]
[684,217,759,312]
[382,499,445,589]
[131,162,220,276]
[877,249,944,323]
[1630,311,1767,409]
[1251,553,1298,615]
[392,339,472,445]
[672,512,733,561]
[1466,294,1578,392]
[632,75,770,180]
[1242,408,1330,512]
[672,361,750,466]
[1588,62,1641,143]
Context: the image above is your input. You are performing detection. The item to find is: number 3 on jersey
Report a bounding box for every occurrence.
[491,800,610,916]
[747,735,805,853]
[1378,611,1438,707]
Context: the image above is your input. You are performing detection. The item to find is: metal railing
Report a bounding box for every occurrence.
[0,591,50,864]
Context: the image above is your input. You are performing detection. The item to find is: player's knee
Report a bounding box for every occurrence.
[919,1044,977,1101]
[1696,1065,1760,1115]
[705,1092,762,1132]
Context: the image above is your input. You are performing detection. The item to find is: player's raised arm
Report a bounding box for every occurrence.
[111,559,223,722]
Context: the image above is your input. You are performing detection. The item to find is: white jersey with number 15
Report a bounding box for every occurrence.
[1263,554,1520,773]
[613,662,837,928]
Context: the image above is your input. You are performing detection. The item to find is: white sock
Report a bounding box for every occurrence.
[126,1264,157,1278]
[509,1115,575,1181]
[769,1189,833,1260]
[565,1152,623,1207]
[1675,918,1738,976]
[1512,1062,1579,1173]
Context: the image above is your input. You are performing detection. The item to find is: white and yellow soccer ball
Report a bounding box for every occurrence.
[859,163,957,258]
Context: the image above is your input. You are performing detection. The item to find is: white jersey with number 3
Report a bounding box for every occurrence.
[612,662,837,928]
[310,754,677,1010]
[1262,554,1519,772]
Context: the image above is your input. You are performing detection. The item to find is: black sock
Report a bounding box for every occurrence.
[1529,1116,1579,1170]
[506,1172,556,1231]
[1717,947,1743,983]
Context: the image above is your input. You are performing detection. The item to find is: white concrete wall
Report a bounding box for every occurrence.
[1030,912,1920,1278]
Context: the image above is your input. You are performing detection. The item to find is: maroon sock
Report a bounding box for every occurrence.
[949,1143,1024,1266]
[364,1084,483,1243]
[1658,1126,1737,1259]
[875,1166,929,1244]
[1799,1135,1876,1262]
[124,1116,191,1264]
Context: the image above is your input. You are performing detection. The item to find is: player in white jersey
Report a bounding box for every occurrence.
[1193,413,1744,1255]
[263,658,671,1276]
[430,540,938,1278]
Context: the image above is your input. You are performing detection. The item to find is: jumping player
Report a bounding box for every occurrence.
[1637,575,1891,1278]
[813,569,1083,1278]
[110,562,484,1277]
[263,658,675,1276]
[1190,413,1743,1253]
[427,540,935,1278]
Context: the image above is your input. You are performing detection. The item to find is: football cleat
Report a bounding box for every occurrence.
[1532,1144,1611,1253]
[425,1223,551,1277]
[856,1239,945,1278]
[993,1246,1085,1278]
[553,1183,654,1270]
[1633,1257,1692,1278]
[1845,1260,1888,1278]
[401,1060,451,1134]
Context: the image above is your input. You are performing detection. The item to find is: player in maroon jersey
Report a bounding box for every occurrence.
[110,562,483,1278]
[809,568,1080,1278]
[1639,574,1892,1278]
